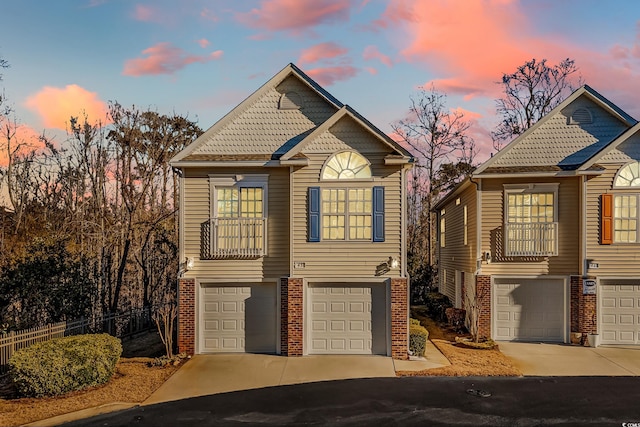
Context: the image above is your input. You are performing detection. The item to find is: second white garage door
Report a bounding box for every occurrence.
[493,278,566,342]
[309,283,387,355]
[600,282,640,345]
[200,283,277,353]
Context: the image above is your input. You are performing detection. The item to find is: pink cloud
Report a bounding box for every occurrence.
[0,125,45,167]
[197,38,210,48]
[424,78,486,101]
[363,45,392,67]
[132,4,166,23]
[236,0,351,31]
[200,8,219,22]
[123,42,223,76]
[24,84,109,130]
[365,66,377,75]
[305,66,358,86]
[299,42,348,65]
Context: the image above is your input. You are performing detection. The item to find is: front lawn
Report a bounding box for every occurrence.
[0,332,181,427]
[397,308,522,377]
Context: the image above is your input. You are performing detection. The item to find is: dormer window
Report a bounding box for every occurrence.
[321,151,372,180]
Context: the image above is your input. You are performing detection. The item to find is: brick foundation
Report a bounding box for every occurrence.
[280,278,303,356]
[390,278,409,360]
[475,275,491,339]
[178,278,195,355]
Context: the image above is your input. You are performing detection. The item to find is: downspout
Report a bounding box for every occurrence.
[469,176,482,276]
[580,175,587,277]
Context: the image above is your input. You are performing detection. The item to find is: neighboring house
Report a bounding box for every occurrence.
[435,84,640,346]
[170,63,413,359]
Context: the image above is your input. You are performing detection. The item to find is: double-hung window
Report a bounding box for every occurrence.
[207,175,268,258]
[321,188,372,240]
[605,161,640,244]
[308,150,384,242]
[504,184,558,256]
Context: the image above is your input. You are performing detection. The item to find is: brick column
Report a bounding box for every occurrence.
[178,278,195,355]
[390,278,408,360]
[476,275,491,339]
[280,278,303,356]
[570,276,580,334]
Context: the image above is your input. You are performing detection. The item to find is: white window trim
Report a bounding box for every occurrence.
[612,193,640,244]
[503,183,559,223]
[502,183,559,257]
[320,187,373,241]
[613,161,640,189]
[319,150,374,182]
[209,174,269,218]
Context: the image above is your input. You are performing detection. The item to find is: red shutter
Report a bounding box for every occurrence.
[601,194,613,245]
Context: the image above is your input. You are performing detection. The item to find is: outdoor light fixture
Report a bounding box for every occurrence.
[388,257,400,269]
[186,257,195,270]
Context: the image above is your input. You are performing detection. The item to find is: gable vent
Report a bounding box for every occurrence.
[279,91,304,110]
[568,107,593,125]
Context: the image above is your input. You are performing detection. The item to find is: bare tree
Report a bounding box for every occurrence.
[392,86,475,298]
[492,58,581,150]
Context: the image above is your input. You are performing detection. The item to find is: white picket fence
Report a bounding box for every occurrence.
[0,307,157,374]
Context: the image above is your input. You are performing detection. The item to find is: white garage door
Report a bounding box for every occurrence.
[494,279,565,342]
[200,283,277,353]
[601,283,640,345]
[309,284,387,355]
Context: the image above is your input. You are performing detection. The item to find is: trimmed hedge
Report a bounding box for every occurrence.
[9,333,122,397]
[409,324,429,357]
[424,292,453,322]
[409,318,421,326]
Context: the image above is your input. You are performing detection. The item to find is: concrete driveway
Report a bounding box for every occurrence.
[499,342,640,376]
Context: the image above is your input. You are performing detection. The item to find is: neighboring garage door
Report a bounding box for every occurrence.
[493,278,565,342]
[309,283,387,355]
[200,283,277,353]
[600,282,640,345]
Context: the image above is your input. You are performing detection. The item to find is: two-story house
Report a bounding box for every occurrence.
[170,63,413,359]
[435,84,640,346]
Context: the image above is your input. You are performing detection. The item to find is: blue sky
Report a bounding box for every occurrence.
[2,0,640,162]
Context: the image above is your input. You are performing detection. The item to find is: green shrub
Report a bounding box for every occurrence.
[424,292,453,322]
[409,324,429,357]
[9,333,122,397]
[409,318,421,326]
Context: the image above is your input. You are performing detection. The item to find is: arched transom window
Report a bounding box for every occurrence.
[321,151,371,180]
[614,161,640,187]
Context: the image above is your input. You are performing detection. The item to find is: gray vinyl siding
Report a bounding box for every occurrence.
[586,163,640,276]
[480,176,581,276]
[438,183,477,303]
[182,167,290,280]
[291,118,404,279]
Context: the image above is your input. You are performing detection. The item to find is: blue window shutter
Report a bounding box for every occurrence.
[373,186,385,242]
[308,187,320,242]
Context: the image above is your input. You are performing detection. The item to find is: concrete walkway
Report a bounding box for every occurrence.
[499,342,640,376]
[144,341,450,405]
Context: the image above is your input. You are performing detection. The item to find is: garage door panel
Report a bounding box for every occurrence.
[494,279,565,342]
[310,284,386,355]
[201,283,276,353]
[600,283,640,345]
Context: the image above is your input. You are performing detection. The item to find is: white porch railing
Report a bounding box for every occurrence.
[202,217,267,259]
[505,222,558,257]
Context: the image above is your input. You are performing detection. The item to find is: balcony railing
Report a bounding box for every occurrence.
[201,217,267,259]
[504,222,558,257]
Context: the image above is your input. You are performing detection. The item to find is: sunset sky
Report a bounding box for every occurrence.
[2,0,640,161]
